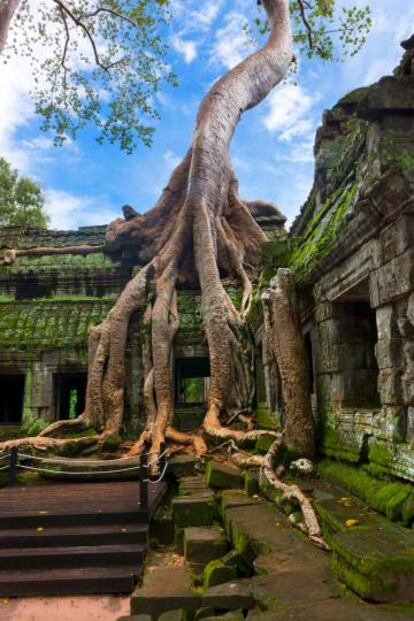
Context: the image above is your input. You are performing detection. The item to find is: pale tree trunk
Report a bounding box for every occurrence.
[0,0,20,55]
[265,269,315,457]
[0,0,328,548]
[0,0,295,457]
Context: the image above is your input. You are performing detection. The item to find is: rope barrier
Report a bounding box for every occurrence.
[143,459,169,484]
[18,449,167,468]
[17,452,58,461]
[147,449,168,467]
[17,463,144,476]
[1,448,169,481]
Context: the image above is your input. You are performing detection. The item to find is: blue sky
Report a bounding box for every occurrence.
[0,0,413,230]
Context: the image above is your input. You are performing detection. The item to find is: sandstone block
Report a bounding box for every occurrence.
[378,368,402,405]
[184,526,228,573]
[172,493,216,528]
[205,462,244,490]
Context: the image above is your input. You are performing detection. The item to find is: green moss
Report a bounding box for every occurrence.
[245,286,260,325]
[319,460,414,525]
[0,300,114,349]
[244,471,260,496]
[322,427,362,463]
[172,495,217,528]
[231,524,256,564]
[330,523,414,602]
[255,434,276,454]
[398,150,414,171]
[288,183,357,280]
[205,462,244,490]
[331,553,393,601]
[203,559,238,589]
[1,252,118,276]
[254,403,281,432]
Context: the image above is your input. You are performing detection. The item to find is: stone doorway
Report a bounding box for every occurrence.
[174,358,210,432]
[54,373,87,420]
[0,375,25,425]
[333,281,380,409]
[175,358,210,406]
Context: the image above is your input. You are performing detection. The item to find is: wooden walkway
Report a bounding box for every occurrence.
[0,481,166,596]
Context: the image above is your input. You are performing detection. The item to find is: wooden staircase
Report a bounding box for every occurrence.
[0,481,166,596]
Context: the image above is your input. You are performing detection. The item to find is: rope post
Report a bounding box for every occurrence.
[8,447,18,486]
[140,452,149,512]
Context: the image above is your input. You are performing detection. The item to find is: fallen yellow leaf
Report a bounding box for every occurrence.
[345,519,359,527]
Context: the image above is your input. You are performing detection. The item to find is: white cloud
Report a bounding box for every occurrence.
[0,55,35,170]
[211,11,250,69]
[172,36,198,64]
[44,189,117,230]
[196,2,222,29]
[262,83,317,140]
[170,0,223,34]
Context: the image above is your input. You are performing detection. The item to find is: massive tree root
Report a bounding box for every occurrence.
[2,0,293,454]
[231,437,329,550]
[0,0,327,547]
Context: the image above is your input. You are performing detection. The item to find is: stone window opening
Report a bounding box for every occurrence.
[333,287,381,409]
[175,358,210,405]
[0,375,25,425]
[54,373,87,420]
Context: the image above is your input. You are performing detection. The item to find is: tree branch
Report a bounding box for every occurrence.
[86,6,140,29]
[296,0,325,56]
[52,0,122,71]
[58,5,70,72]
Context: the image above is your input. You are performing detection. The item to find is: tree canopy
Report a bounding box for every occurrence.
[0,0,372,154]
[0,157,49,228]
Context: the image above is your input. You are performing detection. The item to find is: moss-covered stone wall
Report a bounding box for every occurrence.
[256,37,414,484]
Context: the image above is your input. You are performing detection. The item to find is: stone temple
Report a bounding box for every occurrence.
[1,37,413,482]
[0,35,413,611]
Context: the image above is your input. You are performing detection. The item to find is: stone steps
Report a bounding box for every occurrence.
[312,480,414,603]
[128,470,414,620]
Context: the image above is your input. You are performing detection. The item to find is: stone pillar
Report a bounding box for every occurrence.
[375,304,406,441]
[22,362,54,433]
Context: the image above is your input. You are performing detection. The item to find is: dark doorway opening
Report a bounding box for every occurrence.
[333,286,380,408]
[55,374,87,420]
[304,332,315,394]
[0,375,24,424]
[175,358,210,405]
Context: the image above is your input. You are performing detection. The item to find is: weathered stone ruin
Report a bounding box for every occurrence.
[260,34,414,483]
[0,213,286,439]
[0,35,413,613]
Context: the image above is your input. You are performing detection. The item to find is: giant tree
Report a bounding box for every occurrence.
[0,0,371,546]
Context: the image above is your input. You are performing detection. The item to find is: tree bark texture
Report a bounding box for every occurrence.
[265,269,315,457]
[0,1,297,464]
[0,0,20,55]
